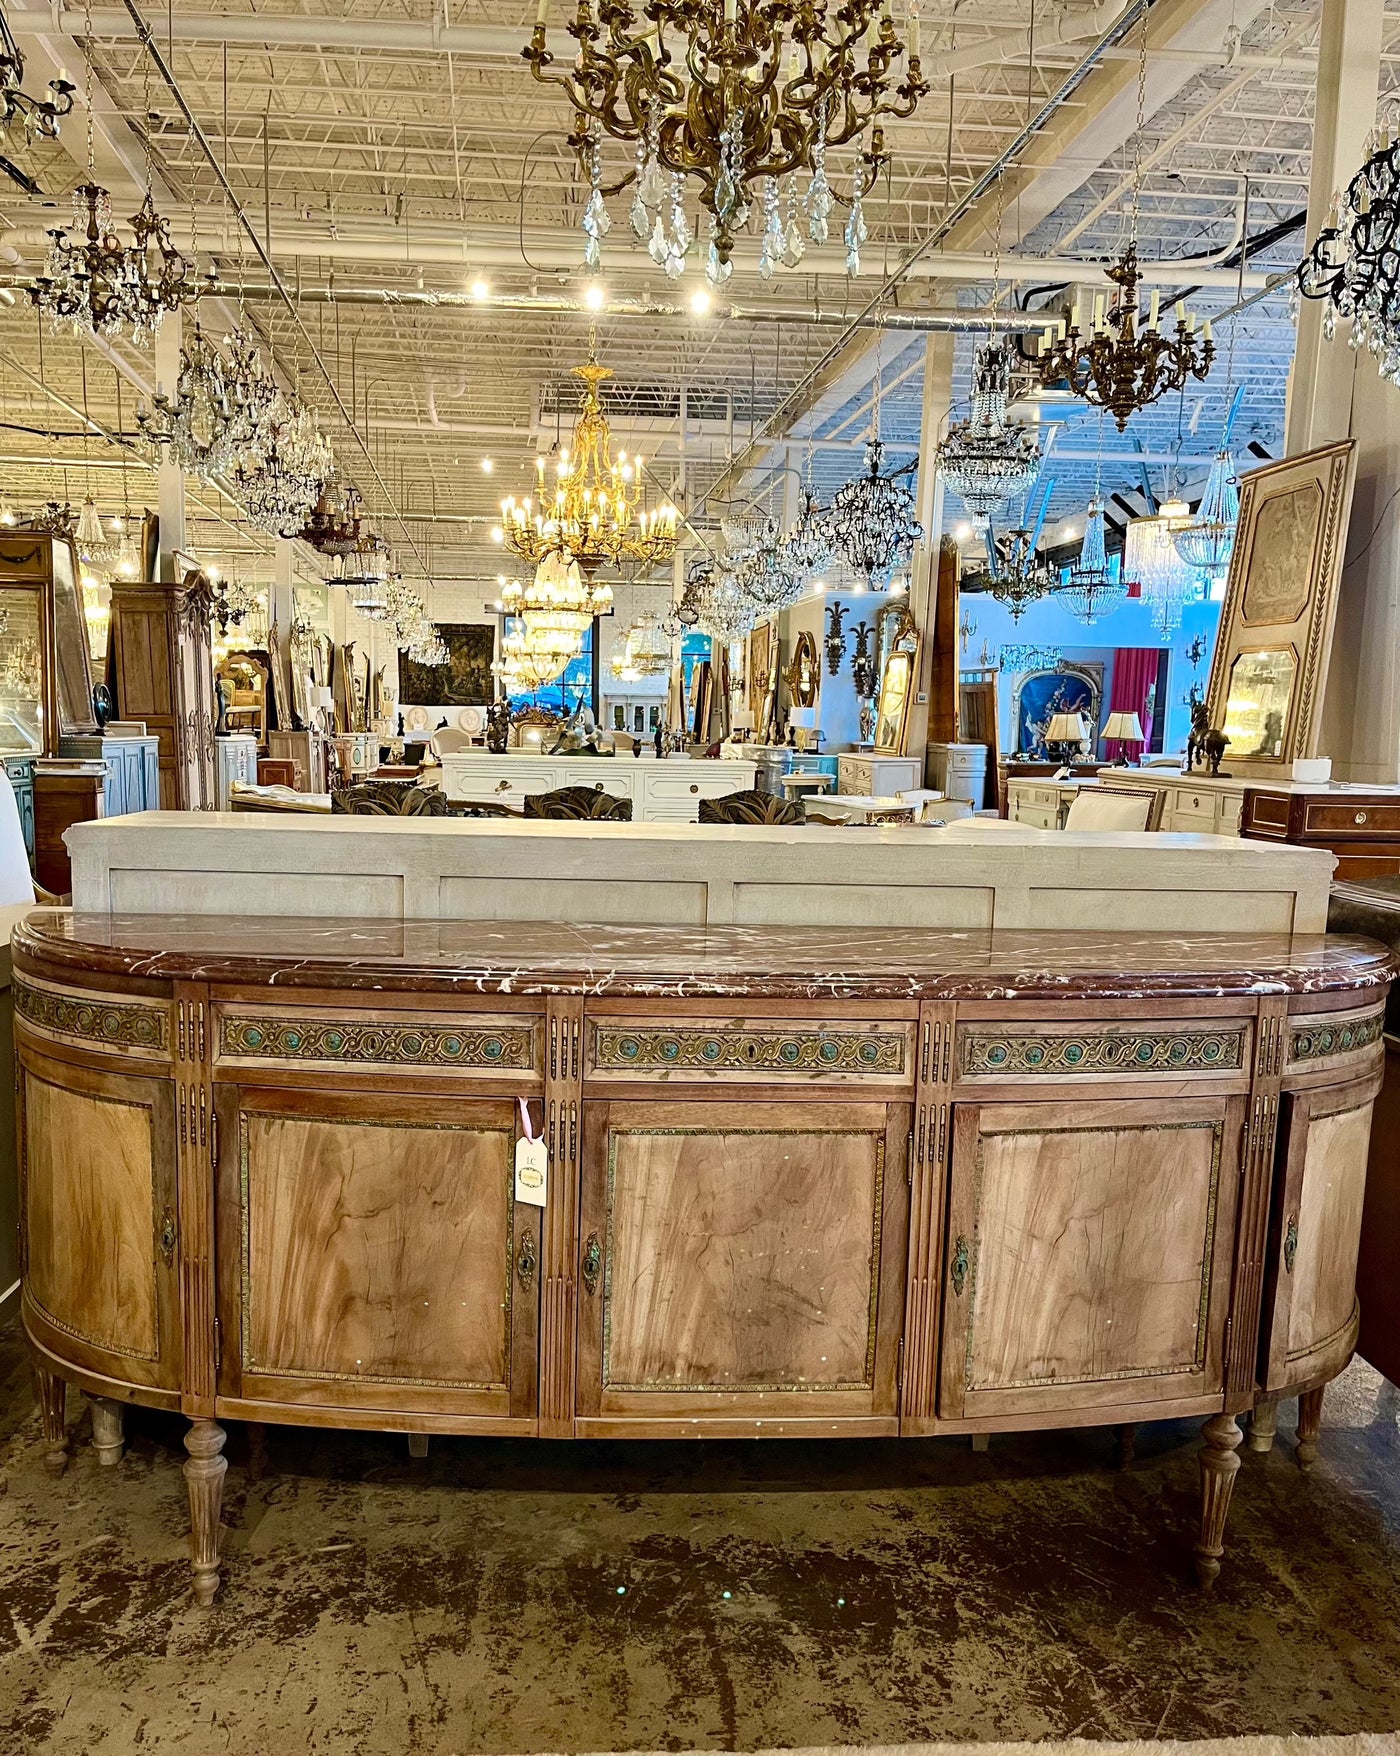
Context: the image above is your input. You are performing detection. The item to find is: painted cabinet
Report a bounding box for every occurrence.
[3,754,35,859]
[837,754,922,797]
[214,735,259,809]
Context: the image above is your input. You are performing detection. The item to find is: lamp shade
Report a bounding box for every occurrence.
[789,706,817,730]
[1046,711,1089,743]
[1102,710,1145,744]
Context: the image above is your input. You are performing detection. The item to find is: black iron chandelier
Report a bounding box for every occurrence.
[1297,118,1400,382]
[0,9,75,171]
[826,439,923,589]
[935,338,1041,521]
[524,0,927,280]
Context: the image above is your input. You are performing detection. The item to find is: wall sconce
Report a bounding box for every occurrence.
[825,600,847,675]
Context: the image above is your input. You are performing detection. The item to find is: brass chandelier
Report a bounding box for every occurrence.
[523,0,927,280]
[500,349,678,573]
[1034,243,1215,432]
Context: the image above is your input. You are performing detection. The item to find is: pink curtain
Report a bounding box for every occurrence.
[1104,648,1158,758]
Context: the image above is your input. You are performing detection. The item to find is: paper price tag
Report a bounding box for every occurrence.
[514,1097,548,1207]
[514,1137,548,1206]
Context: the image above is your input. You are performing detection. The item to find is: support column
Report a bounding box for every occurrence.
[913,335,961,784]
[914,333,954,547]
[153,311,186,582]
[1282,0,1398,780]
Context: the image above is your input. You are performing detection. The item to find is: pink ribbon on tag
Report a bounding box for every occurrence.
[518,1096,542,1144]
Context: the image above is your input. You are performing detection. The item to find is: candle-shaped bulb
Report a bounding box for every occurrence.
[908,9,919,56]
[1092,292,1106,332]
[1202,319,1213,344]
[1173,301,1185,328]
[1186,310,1197,334]
[1147,289,1160,331]
[535,0,547,25]
[724,0,736,23]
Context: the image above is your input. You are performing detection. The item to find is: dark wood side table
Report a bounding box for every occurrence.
[1242,785,1400,880]
[33,759,105,896]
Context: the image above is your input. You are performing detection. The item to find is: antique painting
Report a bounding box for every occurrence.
[1013,664,1102,758]
[398,622,495,707]
[1206,440,1357,773]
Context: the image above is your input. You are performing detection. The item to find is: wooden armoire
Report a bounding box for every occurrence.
[107,569,217,809]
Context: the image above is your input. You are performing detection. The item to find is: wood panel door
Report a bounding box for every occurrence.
[215,1083,538,1423]
[18,1045,181,1391]
[1263,1073,1378,1392]
[577,1099,909,1436]
[939,1096,1246,1420]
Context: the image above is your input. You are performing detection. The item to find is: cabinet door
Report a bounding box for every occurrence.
[215,1084,537,1423]
[19,1045,181,1391]
[577,1099,908,1434]
[1262,1074,1378,1391]
[940,1096,1245,1420]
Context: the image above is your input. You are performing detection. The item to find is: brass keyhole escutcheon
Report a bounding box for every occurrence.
[517,1230,536,1289]
[582,1233,602,1296]
[1284,1216,1299,1275]
[1355,812,1368,825]
[951,1235,970,1297]
[158,1207,177,1267]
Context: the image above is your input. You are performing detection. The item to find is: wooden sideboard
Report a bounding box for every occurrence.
[13,911,1390,1604]
[1241,784,1400,881]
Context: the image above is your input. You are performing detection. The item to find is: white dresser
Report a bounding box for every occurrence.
[1106,769,1246,836]
[438,753,758,822]
[836,754,922,797]
[1006,776,1083,828]
[927,741,988,808]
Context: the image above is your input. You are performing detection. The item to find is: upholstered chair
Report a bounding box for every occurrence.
[331,781,451,817]
[522,786,633,821]
[698,789,806,826]
[1063,784,1165,833]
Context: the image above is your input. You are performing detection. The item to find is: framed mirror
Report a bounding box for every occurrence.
[785,630,819,708]
[1205,440,1356,776]
[49,537,97,737]
[874,625,921,755]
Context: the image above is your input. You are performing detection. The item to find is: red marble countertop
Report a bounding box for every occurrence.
[11,911,1395,1003]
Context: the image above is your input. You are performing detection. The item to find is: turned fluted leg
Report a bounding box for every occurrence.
[1194,1412,1243,1589]
[34,1367,67,1477]
[1297,1387,1325,1470]
[90,1398,125,1467]
[1117,1424,1138,1470]
[183,1419,227,1607]
[1247,1398,1279,1454]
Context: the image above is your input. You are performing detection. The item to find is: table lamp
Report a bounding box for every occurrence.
[1102,710,1145,766]
[1045,711,1089,771]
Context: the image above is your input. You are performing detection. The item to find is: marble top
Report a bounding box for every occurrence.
[13,910,1393,1002]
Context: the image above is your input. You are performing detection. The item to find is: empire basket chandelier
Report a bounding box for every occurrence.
[524,0,927,281]
[1124,498,1197,638]
[500,348,678,573]
[1173,446,1240,593]
[502,553,615,685]
[1057,494,1126,627]
[935,338,1041,522]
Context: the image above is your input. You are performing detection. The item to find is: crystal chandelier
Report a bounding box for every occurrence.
[1172,448,1240,597]
[235,402,333,538]
[330,535,392,619]
[30,183,198,344]
[137,324,241,480]
[780,489,834,579]
[1057,495,1126,627]
[935,339,1041,522]
[611,611,673,679]
[75,495,119,566]
[525,0,927,282]
[0,11,74,151]
[300,486,364,556]
[1297,114,1400,381]
[986,526,1055,621]
[500,350,678,572]
[501,553,613,684]
[679,557,758,643]
[1124,497,1198,638]
[998,643,1062,674]
[826,439,923,589]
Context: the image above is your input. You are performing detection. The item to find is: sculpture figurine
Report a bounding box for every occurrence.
[486,701,511,754]
[1186,700,1230,776]
[548,703,614,757]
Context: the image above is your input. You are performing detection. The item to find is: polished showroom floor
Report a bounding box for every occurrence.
[2,1317,1399,1756]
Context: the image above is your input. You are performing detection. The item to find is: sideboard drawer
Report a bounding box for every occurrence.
[1167,791,1220,833]
[586,1015,915,1085]
[1304,802,1400,838]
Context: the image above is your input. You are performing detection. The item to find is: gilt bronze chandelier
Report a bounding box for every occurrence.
[524,0,927,280]
[500,350,677,573]
[30,183,198,343]
[986,526,1055,621]
[1034,245,1214,431]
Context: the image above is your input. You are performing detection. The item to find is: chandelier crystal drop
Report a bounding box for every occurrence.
[1172,448,1240,594]
[1124,497,1198,638]
[935,339,1041,522]
[611,610,673,679]
[1033,242,1215,431]
[1057,495,1127,627]
[30,183,199,343]
[525,0,926,278]
[234,401,334,538]
[780,489,834,580]
[500,353,678,573]
[499,553,613,686]
[1297,114,1400,381]
[826,439,923,590]
[998,642,1063,675]
[679,558,759,644]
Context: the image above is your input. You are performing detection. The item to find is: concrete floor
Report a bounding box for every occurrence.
[3,1320,1400,1755]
